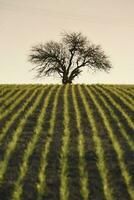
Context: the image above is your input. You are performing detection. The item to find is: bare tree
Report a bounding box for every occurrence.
[29,32,112,84]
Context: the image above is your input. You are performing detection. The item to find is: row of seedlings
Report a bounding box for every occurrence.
[36,86,62,200]
[95,85,134,131]
[60,84,71,200]
[102,85,134,112]
[114,86,134,100]
[91,86,134,152]
[12,85,58,200]
[0,86,49,185]
[78,85,114,200]
[0,85,38,122]
[0,88,24,113]
[85,85,134,199]
[71,85,89,200]
[0,86,42,144]
[0,85,51,200]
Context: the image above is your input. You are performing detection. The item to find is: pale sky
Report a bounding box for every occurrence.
[0,0,134,84]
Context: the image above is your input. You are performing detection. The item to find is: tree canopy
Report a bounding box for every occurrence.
[29,32,112,84]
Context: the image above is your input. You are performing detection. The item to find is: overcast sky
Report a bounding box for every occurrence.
[0,0,134,84]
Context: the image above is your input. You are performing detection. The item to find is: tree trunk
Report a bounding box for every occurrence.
[62,77,72,84]
[62,72,73,84]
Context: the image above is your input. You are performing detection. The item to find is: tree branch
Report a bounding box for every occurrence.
[66,48,76,75]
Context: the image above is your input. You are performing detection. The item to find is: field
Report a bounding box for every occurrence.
[0,84,134,200]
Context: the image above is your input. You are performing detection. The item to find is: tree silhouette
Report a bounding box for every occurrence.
[29,32,112,84]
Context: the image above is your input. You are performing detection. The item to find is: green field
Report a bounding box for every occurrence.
[0,84,134,200]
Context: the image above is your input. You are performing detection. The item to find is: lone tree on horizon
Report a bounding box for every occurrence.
[29,32,112,84]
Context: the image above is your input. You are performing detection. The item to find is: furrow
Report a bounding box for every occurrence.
[0,87,41,144]
[71,85,89,200]
[11,85,57,200]
[115,87,134,100]
[0,88,17,103]
[102,85,134,111]
[0,86,37,122]
[60,84,70,200]
[78,85,113,200]
[95,85,134,130]
[0,85,35,106]
[40,86,64,200]
[36,86,62,200]
[0,86,48,184]
[85,85,134,199]
[91,86,134,152]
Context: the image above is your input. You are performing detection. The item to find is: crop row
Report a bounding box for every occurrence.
[0,84,133,200]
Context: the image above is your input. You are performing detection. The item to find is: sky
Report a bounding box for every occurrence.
[0,0,134,84]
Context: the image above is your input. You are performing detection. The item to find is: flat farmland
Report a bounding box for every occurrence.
[0,84,134,200]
